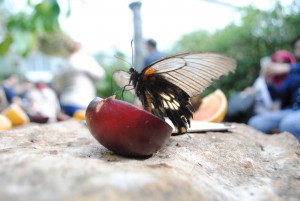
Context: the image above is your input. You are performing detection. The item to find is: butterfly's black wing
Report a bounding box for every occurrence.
[133,71,193,134]
[114,52,236,134]
[113,69,191,133]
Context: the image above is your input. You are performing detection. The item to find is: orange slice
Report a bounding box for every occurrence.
[0,114,12,130]
[193,89,228,123]
[1,104,30,126]
[73,109,86,120]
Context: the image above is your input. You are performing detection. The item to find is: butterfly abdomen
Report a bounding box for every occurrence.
[132,72,192,134]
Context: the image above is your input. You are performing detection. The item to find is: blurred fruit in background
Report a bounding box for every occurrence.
[1,104,30,126]
[73,109,86,121]
[193,89,228,123]
[0,114,12,130]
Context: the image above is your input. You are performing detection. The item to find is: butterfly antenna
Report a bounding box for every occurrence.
[114,55,132,68]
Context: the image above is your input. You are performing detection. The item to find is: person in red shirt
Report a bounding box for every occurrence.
[248,36,300,141]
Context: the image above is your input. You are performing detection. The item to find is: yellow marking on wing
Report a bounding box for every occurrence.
[145,92,152,113]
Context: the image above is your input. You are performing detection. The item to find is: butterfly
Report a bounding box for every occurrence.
[113,52,236,134]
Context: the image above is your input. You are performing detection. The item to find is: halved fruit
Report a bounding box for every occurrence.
[1,104,30,126]
[193,89,228,123]
[0,114,12,130]
[85,96,173,157]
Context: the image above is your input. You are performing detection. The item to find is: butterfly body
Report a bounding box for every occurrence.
[113,52,236,134]
[129,68,192,133]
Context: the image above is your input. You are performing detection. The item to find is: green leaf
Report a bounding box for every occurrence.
[0,34,13,55]
[11,31,35,56]
[33,0,60,32]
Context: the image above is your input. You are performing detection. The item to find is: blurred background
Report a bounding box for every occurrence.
[0,0,299,111]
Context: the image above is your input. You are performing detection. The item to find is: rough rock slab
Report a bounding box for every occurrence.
[0,120,299,201]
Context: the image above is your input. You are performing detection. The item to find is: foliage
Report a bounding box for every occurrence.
[172,1,300,97]
[0,0,62,56]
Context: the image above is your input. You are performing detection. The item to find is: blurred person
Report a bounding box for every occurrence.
[1,74,22,106]
[24,81,61,123]
[252,56,277,114]
[53,40,105,116]
[225,55,286,123]
[255,50,297,111]
[265,36,300,76]
[144,39,164,68]
[248,50,300,140]
[0,87,8,111]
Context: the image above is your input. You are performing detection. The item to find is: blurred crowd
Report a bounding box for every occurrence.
[226,36,300,141]
[1,76,62,123]
[0,40,106,124]
[0,38,160,125]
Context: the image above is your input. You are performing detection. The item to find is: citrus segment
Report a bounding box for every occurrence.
[0,114,12,130]
[1,104,30,126]
[193,89,228,123]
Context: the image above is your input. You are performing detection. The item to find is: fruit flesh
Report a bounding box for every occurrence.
[193,89,227,123]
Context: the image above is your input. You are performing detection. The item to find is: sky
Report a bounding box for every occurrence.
[57,0,292,56]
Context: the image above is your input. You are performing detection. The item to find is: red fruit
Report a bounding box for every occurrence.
[85,96,172,157]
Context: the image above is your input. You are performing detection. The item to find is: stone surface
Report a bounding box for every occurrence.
[0,120,299,201]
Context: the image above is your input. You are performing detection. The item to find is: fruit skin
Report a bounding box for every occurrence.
[85,97,173,157]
